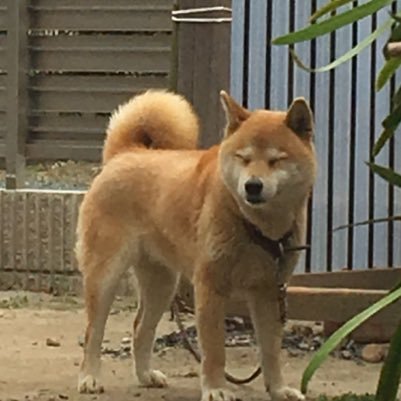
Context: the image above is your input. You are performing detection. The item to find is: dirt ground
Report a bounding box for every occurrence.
[0,292,390,401]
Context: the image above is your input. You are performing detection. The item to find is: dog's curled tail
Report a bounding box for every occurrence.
[102,90,199,163]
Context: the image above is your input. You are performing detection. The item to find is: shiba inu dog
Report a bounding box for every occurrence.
[76,89,316,401]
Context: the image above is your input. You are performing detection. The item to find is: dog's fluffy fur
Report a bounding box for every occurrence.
[77,89,317,401]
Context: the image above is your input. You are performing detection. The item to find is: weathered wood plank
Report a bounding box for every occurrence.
[289,268,401,290]
[31,46,170,73]
[26,142,102,161]
[29,5,172,32]
[5,0,28,188]
[178,278,401,325]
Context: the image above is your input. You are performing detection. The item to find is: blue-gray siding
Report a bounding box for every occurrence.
[231,0,401,272]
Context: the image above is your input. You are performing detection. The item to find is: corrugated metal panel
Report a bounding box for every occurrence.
[310,11,331,272]
[231,0,401,271]
[269,0,290,110]
[353,15,372,269]
[246,1,267,109]
[229,0,245,104]
[331,21,353,270]
[292,1,312,272]
[0,189,85,292]
[0,190,84,273]
[0,188,137,294]
[372,8,391,268]
[394,69,401,265]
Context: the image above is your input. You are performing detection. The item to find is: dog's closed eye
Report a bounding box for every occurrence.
[235,152,251,164]
[268,153,288,168]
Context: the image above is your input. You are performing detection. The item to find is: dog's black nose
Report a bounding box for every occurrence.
[245,177,263,197]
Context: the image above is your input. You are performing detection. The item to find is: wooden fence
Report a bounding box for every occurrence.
[2,0,400,276]
[230,0,401,272]
[174,0,231,148]
[0,0,174,188]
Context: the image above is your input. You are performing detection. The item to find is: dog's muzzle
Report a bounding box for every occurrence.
[244,177,265,204]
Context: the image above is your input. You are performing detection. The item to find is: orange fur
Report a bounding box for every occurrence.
[102,90,199,163]
[77,89,316,401]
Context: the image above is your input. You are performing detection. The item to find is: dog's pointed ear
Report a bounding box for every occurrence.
[285,98,314,140]
[220,90,250,136]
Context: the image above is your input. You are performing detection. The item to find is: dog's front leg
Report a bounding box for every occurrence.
[248,288,304,401]
[194,269,236,401]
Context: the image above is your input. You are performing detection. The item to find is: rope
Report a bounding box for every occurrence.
[171,6,232,23]
[171,298,262,385]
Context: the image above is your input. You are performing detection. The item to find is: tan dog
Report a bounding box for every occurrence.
[76,89,317,401]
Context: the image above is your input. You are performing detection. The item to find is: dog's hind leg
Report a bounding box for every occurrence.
[132,259,179,388]
[78,245,131,394]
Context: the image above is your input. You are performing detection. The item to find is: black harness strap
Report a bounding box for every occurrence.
[242,218,310,324]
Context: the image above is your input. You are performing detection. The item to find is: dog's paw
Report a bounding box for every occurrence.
[78,374,104,394]
[201,388,238,401]
[271,386,305,401]
[138,369,168,388]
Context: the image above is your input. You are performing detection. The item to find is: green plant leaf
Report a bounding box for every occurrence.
[390,21,401,41]
[310,0,354,23]
[301,284,401,394]
[392,85,401,106]
[376,58,401,91]
[272,0,395,45]
[375,318,401,401]
[288,17,393,73]
[372,102,401,156]
[367,162,401,187]
[333,215,401,232]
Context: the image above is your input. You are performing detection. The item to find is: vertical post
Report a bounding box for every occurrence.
[6,0,28,189]
[175,0,231,148]
[169,0,179,92]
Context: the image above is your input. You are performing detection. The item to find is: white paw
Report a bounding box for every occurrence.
[271,386,305,401]
[138,369,168,388]
[201,387,237,401]
[78,374,104,394]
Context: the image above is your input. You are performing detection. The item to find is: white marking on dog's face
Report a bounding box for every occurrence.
[265,148,288,161]
[220,140,314,209]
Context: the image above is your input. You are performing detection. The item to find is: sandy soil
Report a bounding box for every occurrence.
[0,292,388,401]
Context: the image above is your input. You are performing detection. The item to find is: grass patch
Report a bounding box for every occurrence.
[0,294,29,309]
